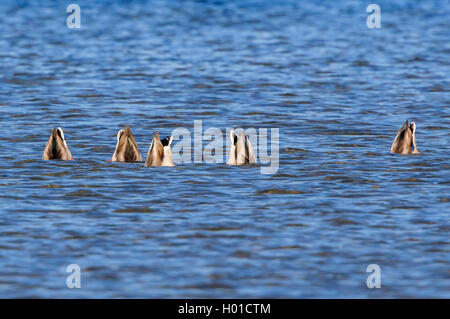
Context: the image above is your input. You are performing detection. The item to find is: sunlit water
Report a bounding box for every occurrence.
[0,0,449,298]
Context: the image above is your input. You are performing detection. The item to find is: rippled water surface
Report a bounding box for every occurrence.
[0,0,449,298]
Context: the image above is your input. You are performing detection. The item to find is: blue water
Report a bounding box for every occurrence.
[0,0,449,298]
